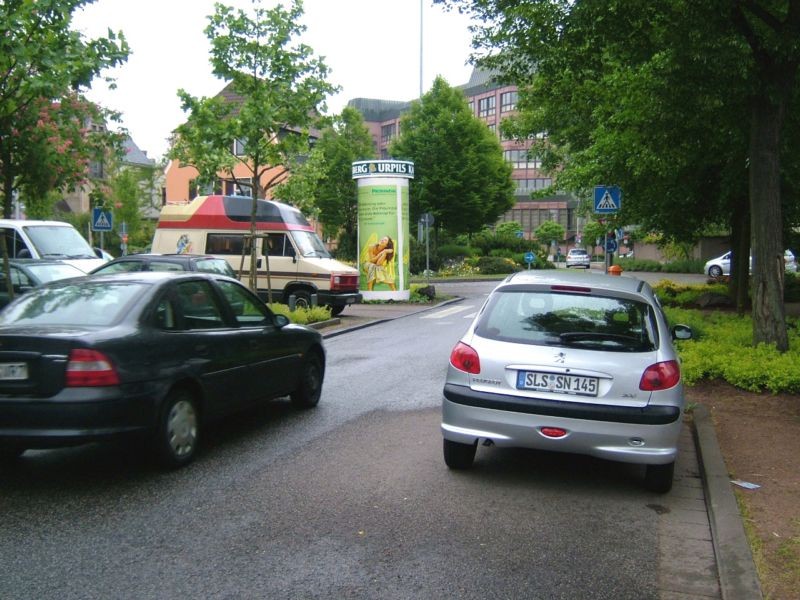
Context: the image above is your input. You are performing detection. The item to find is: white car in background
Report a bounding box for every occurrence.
[565,248,591,269]
[704,250,796,277]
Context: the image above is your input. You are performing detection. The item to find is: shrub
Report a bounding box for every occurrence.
[661,258,706,273]
[269,302,331,325]
[615,258,662,272]
[663,306,800,393]
[438,244,482,260]
[410,236,440,274]
[475,256,519,274]
[652,281,730,307]
[785,272,800,302]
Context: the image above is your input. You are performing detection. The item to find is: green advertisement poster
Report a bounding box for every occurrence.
[357,183,410,299]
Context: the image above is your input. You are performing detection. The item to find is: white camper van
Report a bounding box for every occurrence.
[152,195,362,315]
[0,219,107,273]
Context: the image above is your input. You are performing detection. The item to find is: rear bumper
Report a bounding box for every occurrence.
[316,291,362,308]
[0,387,158,448]
[442,384,683,465]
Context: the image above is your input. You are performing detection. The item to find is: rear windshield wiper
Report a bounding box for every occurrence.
[559,332,649,350]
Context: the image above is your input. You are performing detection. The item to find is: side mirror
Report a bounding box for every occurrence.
[672,324,693,341]
[274,314,290,328]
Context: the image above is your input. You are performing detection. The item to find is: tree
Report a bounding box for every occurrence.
[170,0,337,296]
[439,0,800,350]
[389,76,514,236]
[274,106,376,260]
[0,1,128,217]
[534,220,565,254]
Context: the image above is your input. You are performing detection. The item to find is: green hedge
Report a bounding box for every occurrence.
[664,306,800,393]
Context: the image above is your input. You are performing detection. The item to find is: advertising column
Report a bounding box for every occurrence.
[352,160,414,301]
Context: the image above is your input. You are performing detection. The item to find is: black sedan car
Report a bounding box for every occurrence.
[0,272,325,467]
[90,253,236,277]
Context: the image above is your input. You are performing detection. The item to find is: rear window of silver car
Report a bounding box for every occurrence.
[0,282,145,327]
[475,290,659,352]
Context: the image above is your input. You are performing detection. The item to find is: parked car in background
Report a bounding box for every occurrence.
[0,259,86,308]
[90,253,236,277]
[565,248,591,269]
[785,250,797,273]
[704,249,796,277]
[441,270,693,493]
[0,271,326,467]
[0,219,108,273]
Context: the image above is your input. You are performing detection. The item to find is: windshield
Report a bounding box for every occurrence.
[291,231,331,258]
[0,281,145,326]
[24,225,96,259]
[25,263,85,283]
[476,290,659,352]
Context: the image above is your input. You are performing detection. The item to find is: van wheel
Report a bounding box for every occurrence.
[292,290,312,310]
[329,305,345,316]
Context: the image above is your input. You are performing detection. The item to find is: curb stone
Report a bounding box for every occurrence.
[693,404,763,600]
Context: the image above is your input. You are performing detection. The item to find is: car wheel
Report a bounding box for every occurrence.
[290,352,323,409]
[443,439,477,469]
[0,443,26,461]
[329,305,345,317]
[644,461,675,493]
[708,265,723,278]
[292,290,312,310]
[155,389,199,469]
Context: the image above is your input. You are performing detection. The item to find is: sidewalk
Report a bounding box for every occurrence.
[315,298,763,599]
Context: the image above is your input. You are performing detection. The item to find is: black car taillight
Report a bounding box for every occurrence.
[65,349,120,387]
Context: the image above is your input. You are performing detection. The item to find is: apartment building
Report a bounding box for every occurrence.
[348,68,578,241]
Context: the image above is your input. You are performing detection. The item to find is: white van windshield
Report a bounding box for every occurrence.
[24,225,96,259]
[291,231,331,258]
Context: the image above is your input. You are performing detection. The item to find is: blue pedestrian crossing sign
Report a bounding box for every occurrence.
[594,186,622,214]
[92,208,113,232]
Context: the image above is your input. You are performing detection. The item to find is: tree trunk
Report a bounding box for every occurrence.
[749,93,787,351]
[729,195,750,315]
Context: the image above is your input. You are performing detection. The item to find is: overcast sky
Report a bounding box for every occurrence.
[71,0,477,161]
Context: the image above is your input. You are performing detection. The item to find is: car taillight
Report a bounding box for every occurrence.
[639,360,681,391]
[450,342,480,374]
[65,349,120,387]
[330,273,358,292]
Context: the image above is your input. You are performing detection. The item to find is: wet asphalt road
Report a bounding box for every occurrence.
[0,277,709,599]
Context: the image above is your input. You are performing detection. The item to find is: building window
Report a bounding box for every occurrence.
[503,150,541,170]
[500,91,518,113]
[514,178,553,195]
[487,123,496,135]
[88,160,104,180]
[233,138,247,156]
[478,96,496,117]
[467,100,474,114]
[381,123,396,143]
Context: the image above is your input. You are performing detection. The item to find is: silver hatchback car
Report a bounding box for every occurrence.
[441,270,692,492]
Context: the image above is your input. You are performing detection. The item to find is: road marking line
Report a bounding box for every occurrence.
[421,305,474,319]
